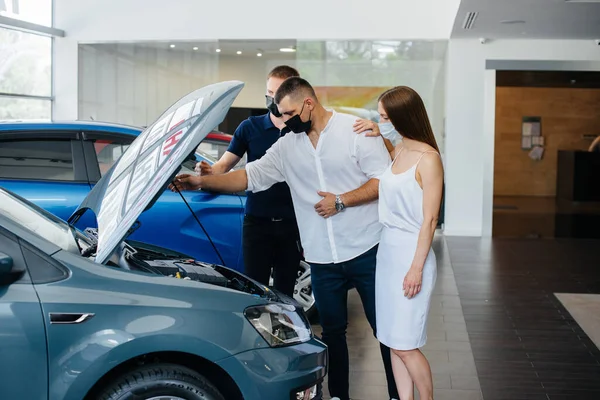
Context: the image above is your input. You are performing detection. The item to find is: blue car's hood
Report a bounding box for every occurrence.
[71,81,244,265]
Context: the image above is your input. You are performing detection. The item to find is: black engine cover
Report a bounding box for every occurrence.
[144,259,229,287]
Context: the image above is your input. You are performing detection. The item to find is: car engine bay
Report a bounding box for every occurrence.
[79,227,283,302]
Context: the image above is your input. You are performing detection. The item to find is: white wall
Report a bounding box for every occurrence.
[444,39,600,237]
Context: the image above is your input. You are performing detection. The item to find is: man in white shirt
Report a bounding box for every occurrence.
[170,77,399,400]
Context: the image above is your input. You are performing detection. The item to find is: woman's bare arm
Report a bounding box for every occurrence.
[403,152,444,298]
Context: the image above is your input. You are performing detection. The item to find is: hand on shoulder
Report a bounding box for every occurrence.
[353,118,380,137]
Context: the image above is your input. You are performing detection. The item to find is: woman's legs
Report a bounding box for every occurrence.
[390,349,414,400]
[393,348,434,400]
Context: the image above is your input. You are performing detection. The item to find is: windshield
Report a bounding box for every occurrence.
[195,148,218,164]
[0,188,80,253]
[178,149,217,175]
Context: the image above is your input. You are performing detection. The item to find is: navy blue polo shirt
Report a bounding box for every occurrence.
[228,113,296,220]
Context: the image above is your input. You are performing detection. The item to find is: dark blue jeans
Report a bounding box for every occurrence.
[310,245,399,400]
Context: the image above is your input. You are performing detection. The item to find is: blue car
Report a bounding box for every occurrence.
[0,81,326,400]
[0,117,316,317]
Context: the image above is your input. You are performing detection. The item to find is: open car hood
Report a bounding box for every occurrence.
[71,81,244,265]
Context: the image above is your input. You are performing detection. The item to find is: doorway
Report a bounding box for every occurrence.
[491,70,600,238]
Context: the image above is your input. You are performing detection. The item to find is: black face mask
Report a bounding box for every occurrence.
[265,95,281,118]
[285,102,312,134]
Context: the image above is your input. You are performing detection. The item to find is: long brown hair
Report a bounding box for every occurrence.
[379,86,439,153]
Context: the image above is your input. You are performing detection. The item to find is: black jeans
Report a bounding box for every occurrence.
[310,245,399,400]
[242,214,302,297]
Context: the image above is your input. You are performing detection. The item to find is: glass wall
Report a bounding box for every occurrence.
[0,0,53,120]
[77,39,447,153]
[78,42,220,127]
[296,40,447,154]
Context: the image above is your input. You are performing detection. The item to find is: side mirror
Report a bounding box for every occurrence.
[0,252,13,276]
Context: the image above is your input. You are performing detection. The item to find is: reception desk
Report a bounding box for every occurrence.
[555,150,600,238]
[556,150,600,202]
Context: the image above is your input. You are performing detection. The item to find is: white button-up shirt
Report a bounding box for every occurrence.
[246,111,391,264]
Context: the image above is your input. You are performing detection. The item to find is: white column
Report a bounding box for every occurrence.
[482,70,496,237]
[52,37,78,120]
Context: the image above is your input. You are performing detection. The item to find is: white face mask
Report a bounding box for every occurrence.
[378,122,402,145]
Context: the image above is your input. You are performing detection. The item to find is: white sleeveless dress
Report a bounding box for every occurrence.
[376,150,438,351]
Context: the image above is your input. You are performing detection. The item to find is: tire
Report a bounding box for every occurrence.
[98,363,225,400]
[294,261,318,321]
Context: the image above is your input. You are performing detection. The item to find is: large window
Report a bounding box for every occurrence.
[0,0,53,27]
[0,13,53,120]
[0,96,51,119]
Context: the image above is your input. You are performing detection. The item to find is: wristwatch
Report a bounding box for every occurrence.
[335,195,346,212]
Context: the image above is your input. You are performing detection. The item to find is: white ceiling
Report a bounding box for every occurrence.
[452,0,600,39]
[57,0,461,41]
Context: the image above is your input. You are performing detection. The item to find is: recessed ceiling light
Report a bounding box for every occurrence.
[236,50,242,55]
[377,47,395,53]
[169,44,176,48]
[216,48,221,53]
[257,53,262,57]
[280,47,296,53]
[501,19,526,24]
[193,47,199,51]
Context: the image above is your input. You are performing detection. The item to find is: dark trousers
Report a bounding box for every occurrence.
[310,245,399,400]
[242,214,302,297]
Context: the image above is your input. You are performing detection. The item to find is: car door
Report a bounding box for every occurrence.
[0,132,92,223]
[0,228,48,400]
[81,132,245,271]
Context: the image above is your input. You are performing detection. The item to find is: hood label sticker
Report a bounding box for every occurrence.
[142,112,174,154]
[125,148,160,211]
[168,100,195,131]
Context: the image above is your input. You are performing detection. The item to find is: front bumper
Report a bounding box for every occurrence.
[217,337,327,400]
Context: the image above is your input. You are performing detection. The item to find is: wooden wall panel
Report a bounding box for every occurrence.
[494,87,600,197]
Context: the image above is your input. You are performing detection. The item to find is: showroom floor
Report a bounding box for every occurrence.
[492,196,600,239]
[312,236,600,400]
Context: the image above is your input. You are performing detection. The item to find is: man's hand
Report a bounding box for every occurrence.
[314,191,338,218]
[195,160,213,175]
[353,118,381,137]
[169,173,202,192]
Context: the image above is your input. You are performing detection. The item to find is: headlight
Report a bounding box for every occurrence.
[244,303,311,347]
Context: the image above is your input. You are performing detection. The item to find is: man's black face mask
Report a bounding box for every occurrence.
[284,101,312,134]
[265,95,281,118]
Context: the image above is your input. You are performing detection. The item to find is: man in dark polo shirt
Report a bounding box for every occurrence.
[195,65,302,297]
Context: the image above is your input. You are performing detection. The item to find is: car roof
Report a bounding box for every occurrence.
[0,120,143,136]
[206,131,232,141]
[0,121,232,140]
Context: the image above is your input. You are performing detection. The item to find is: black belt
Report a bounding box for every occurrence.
[245,214,290,222]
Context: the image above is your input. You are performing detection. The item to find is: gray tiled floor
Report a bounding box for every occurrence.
[312,237,483,400]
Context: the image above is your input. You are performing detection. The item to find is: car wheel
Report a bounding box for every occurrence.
[294,260,317,320]
[98,364,225,400]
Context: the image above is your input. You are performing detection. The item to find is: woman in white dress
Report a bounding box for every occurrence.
[354,86,444,400]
